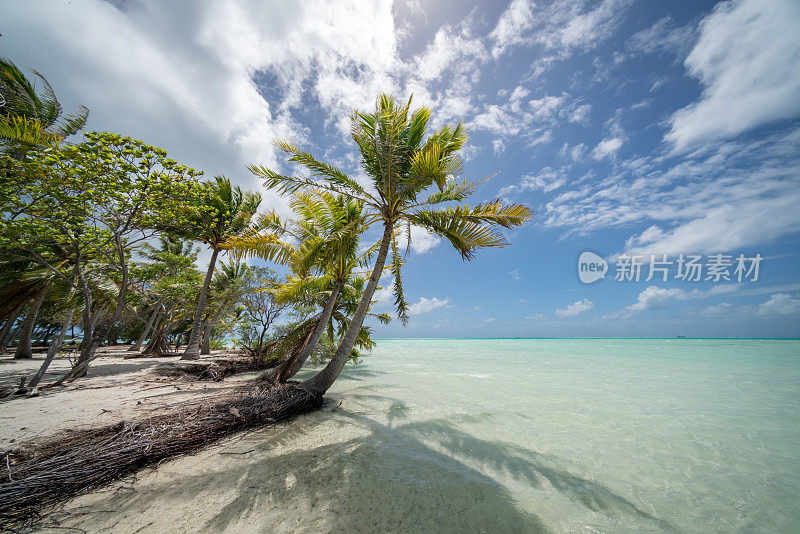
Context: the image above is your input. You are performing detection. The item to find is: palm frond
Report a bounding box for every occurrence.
[223,229,294,265]
[276,139,370,199]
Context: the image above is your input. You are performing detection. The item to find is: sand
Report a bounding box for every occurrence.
[0,346,252,450]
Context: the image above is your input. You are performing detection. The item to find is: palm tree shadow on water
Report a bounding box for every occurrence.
[54,385,675,533]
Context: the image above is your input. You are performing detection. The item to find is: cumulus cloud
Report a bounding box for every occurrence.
[555,299,593,317]
[756,293,800,316]
[666,0,800,151]
[0,0,407,215]
[408,225,441,254]
[372,277,395,307]
[628,286,687,311]
[408,296,451,315]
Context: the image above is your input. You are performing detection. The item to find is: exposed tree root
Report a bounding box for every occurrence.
[0,383,322,530]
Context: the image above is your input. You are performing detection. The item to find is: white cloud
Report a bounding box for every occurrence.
[489,0,535,58]
[569,103,592,123]
[408,296,451,315]
[570,143,588,161]
[372,277,395,307]
[628,286,687,312]
[555,299,593,317]
[525,313,546,320]
[541,128,800,256]
[591,137,624,160]
[666,0,800,151]
[756,293,800,316]
[0,0,408,215]
[500,167,567,195]
[700,302,733,315]
[536,0,634,52]
[622,193,800,257]
[626,16,695,57]
[492,139,506,155]
[529,95,564,118]
[508,268,520,280]
[604,286,689,319]
[408,225,441,254]
[414,23,487,81]
[483,317,496,323]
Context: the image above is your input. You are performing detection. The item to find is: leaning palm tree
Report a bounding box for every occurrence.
[0,57,88,153]
[228,190,375,381]
[169,176,261,359]
[200,260,249,355]
[250,94,533,394]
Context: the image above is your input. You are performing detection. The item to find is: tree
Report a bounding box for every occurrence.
[251,94,533,394]
[132,236,201,356]
[0,57,88,154]
[200,260,249,354]
[237,266,285,357]
[230,190,376,381]
[1,133,201,376]
[165,176,261,360]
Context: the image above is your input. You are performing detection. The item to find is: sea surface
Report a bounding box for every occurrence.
[61,338,800,533]
[290,338,800,533]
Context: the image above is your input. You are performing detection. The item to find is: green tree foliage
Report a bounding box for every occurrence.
[161,175,261,359]
[0,57,88,153]
[251,94,533,393]
[1,132,202,372]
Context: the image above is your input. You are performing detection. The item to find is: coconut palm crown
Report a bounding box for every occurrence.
[248,94,533,394]
[168,175,261,359]
[0,57,88,152]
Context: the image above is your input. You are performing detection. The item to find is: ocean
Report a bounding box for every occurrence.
[287,338,800,532]
[61,338,800,532]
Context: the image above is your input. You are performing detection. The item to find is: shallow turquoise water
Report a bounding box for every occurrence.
[298,338,800,532]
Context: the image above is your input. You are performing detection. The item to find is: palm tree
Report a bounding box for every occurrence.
[129,236,199,353]
[230,190,376,381]
[250,94,533,394]
[200,260,249,354]
[170,176,261,359]
[0,57,88,153]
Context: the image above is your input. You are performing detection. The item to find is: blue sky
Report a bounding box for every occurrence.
[3,0,799,337]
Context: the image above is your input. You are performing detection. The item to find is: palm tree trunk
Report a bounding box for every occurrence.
[28,308,74,389]
[200,317,212,355]
[14,284,50,360]
[302,222,392,394]
[143,312,168,355]
[130,305,159,352]
[0,303,24,353]
[275,281,343,382]
[75,306,103,377]
[183,248,219,360]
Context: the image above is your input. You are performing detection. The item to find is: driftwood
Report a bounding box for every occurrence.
[153,357,274,382]
[0,382,322,530]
